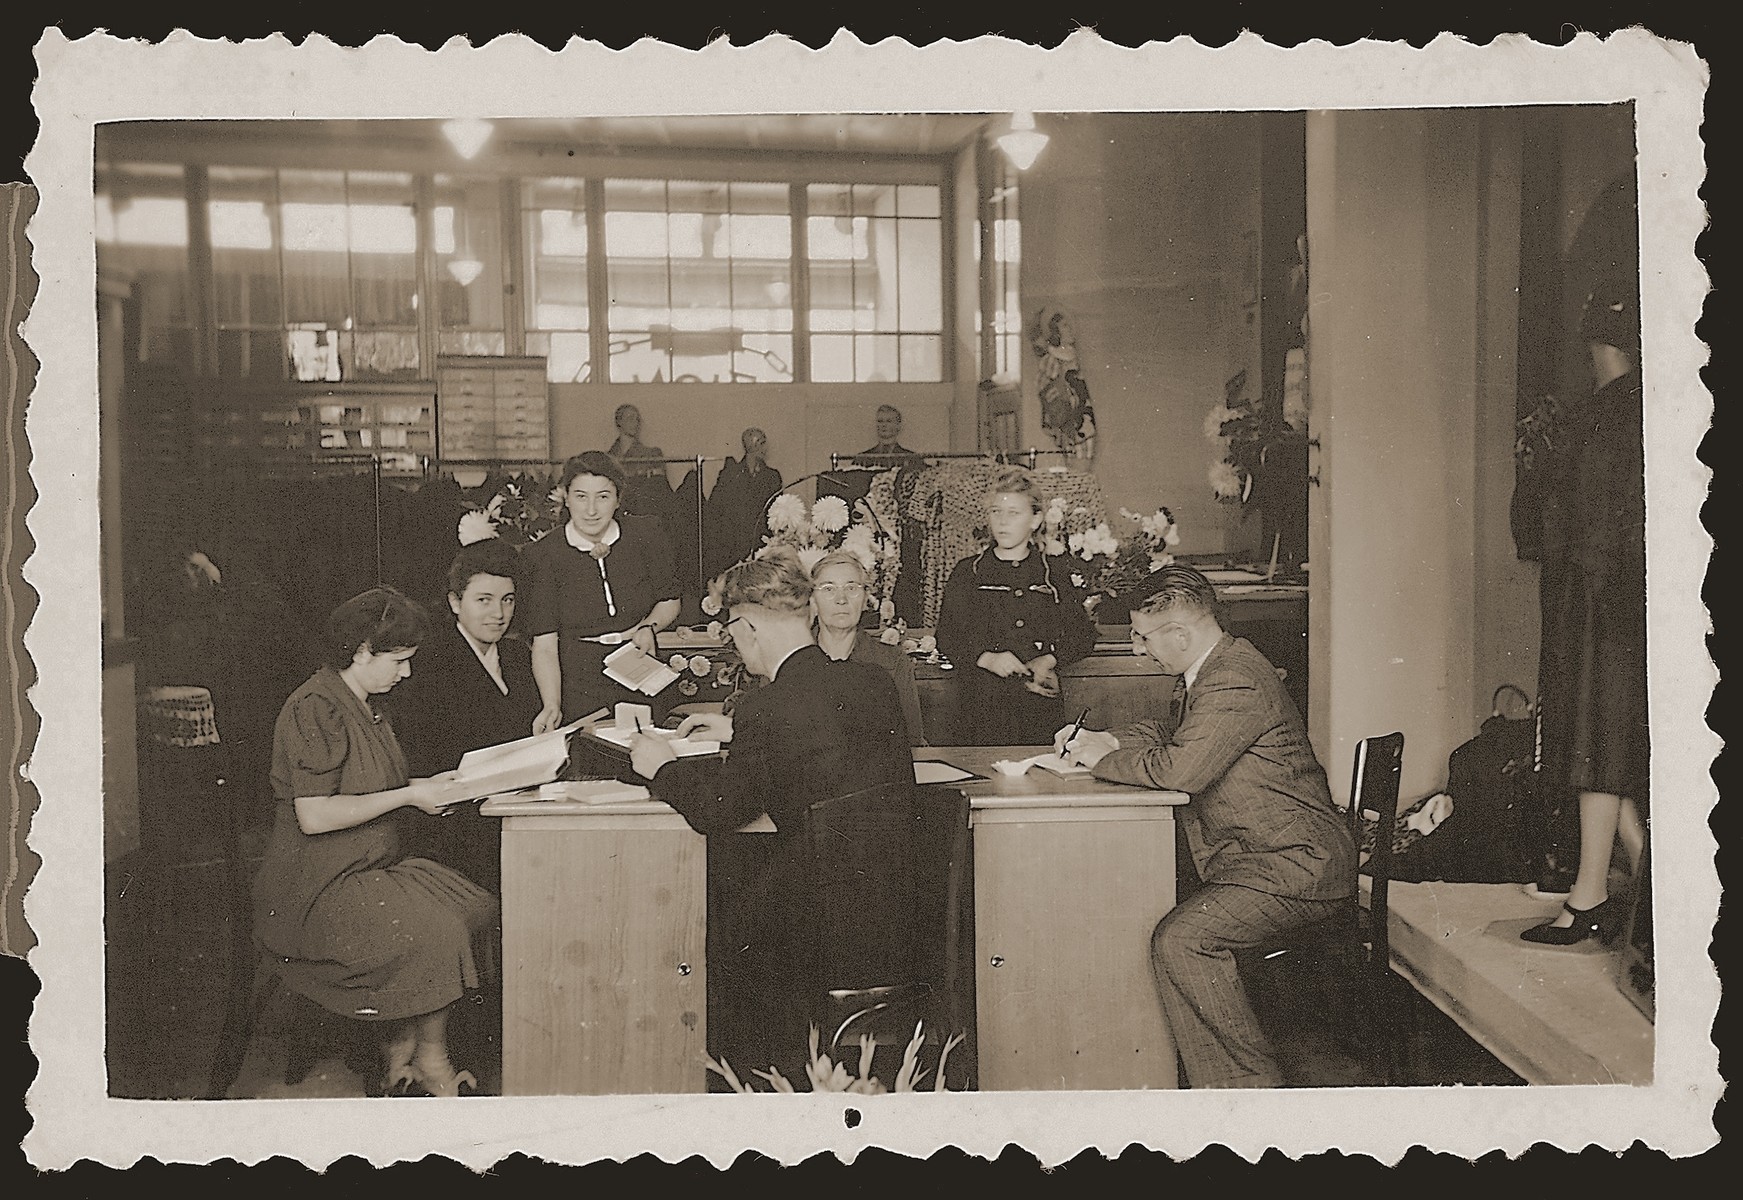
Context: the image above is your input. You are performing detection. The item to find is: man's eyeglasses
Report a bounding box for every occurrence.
[814,583,867,599]
[721,614,752,638]
[1129,622,1178,646]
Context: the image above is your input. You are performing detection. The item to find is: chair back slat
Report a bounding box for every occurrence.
[1351,732,1406,969]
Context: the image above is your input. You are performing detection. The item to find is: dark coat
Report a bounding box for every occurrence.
[385,621,541,891]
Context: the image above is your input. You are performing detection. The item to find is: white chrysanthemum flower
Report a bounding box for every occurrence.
[796,545,827,573]
[767,493,807,533]
[840,525,878,571]
[457,511,499,546]
[879,598,896,622]
[1071,572,1087,589]
[1043,537,1066,557]
[669,654,690,672]
[486,492,506,517]
[811,495,850,533]
[917,635,936,653]
[1149,553,1176,572]
[1210,459,1244,499]
[702,594,723,617]
[879,626,902,646]
[1203,404,1238,442]
[689,656,711,677]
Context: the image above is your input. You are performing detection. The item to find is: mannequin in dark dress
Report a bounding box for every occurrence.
[1522,274,1649,946]
[705,427,784,580]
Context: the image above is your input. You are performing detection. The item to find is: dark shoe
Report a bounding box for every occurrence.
[1520,896,1624,946]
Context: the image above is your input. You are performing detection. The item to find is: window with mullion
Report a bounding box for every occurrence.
[603,178,794,383]
[806,182,943,383]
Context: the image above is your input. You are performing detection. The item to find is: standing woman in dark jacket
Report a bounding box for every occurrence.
[934,467,1097,745]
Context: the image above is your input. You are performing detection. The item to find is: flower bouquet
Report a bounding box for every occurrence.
[456,478,566,547]
[1204,369,1305,505]
[703,492,902,630]
[705,1022,966,1095]
[1040,496,1181,609]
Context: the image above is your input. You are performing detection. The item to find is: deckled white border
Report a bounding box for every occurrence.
[22,29,1714,1168]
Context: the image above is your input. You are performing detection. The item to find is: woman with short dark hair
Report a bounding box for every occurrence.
[518,451,682,730]
[252,586,496,1096]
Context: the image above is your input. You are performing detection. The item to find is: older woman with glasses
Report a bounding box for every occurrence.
[810,550,927,746]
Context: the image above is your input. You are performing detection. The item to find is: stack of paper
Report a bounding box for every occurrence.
[602,642,680,695]
[535,779,653,804]
[588,724,722,758]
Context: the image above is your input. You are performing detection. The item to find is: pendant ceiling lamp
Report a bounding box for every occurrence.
[446,258,484,287]
[996,111,1049,171]
[442,118,495,159]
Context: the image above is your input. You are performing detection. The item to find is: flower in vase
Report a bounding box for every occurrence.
[767,494,807,534]
[457,510,499,546]
[1210,458,1245,501]
[840,524,878,572]
[1204,404,1240,442]
[811,494,851,533]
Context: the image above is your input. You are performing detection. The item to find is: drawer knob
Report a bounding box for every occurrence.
[677,962,692,976]
[989,955,1005,968]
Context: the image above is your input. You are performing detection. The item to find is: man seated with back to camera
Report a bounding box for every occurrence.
[625,548,914,1081]
[1055,564,1357,1090]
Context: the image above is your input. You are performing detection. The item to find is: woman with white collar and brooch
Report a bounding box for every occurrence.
[519,450,683,731]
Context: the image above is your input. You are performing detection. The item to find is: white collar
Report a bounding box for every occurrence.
[456,621,500,663]
[456,622,507,694]
[766,643,806,681]
[565,520,622,554]
[1183,638,1218,692]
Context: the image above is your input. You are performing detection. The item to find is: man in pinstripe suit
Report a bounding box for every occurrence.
[1057,565,1356,1088]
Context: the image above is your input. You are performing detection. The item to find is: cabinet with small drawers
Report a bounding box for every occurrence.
[436,355,551,462]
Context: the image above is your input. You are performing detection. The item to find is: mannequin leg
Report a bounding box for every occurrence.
[1545,791,1623,927]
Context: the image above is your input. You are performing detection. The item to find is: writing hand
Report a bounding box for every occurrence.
[676,712,733,743]
[1059,729,1120,769]
[629,732,678,779]
[532,705,563,736]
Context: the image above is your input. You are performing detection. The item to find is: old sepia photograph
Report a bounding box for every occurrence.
[19,31,1715,1167]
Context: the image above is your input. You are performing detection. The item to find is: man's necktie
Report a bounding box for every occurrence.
[1169,676,1188,729]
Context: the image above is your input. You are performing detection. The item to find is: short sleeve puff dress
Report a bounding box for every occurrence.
[252,667,497,1022]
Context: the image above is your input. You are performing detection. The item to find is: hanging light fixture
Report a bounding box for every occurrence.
[996,111,1049,171]
[447,257,484,287]
[442,118,494,159]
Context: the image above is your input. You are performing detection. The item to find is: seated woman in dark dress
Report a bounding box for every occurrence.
[934,467,1097,746]
[389,539,541,892]
[252,586,495,1097]
[520,451,683,732]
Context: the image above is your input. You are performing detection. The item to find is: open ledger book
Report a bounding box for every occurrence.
[602,641,680,695]
[435,716,591,803]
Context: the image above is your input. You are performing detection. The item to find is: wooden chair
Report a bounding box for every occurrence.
[796,781,972,1083]
[1240,731,1409,1085]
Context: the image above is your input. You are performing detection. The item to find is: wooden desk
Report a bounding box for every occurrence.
[486,749,1186,1094]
